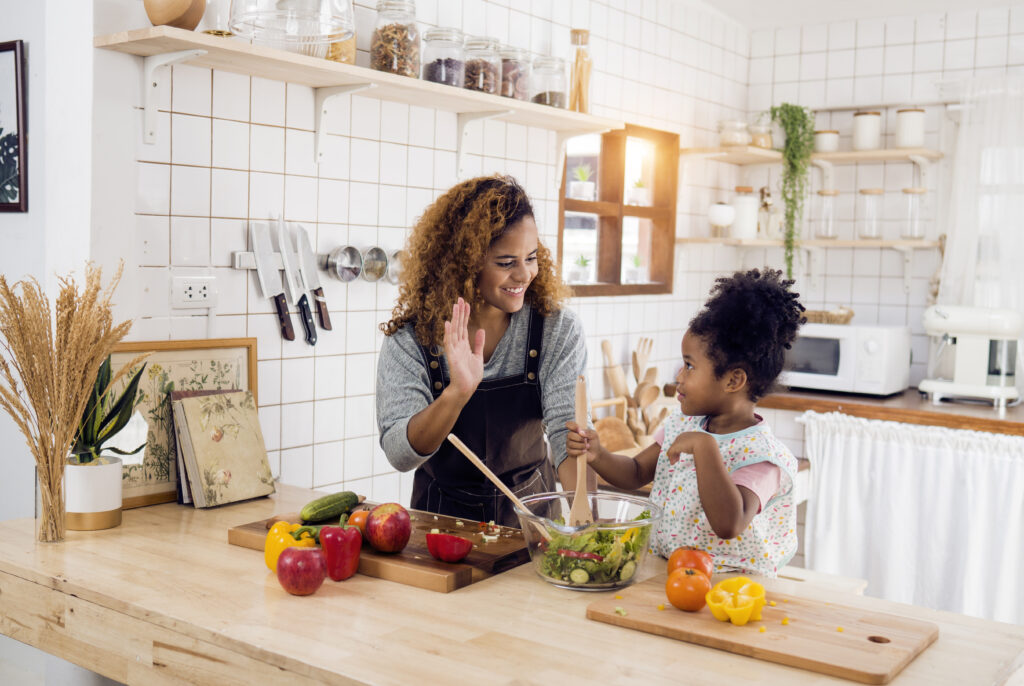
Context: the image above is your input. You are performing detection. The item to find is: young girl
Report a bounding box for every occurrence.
[567,268,805,576]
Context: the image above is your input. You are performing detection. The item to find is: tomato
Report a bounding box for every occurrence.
[347,509,368,536]
[667,546,714,578]
[665,568,711,612]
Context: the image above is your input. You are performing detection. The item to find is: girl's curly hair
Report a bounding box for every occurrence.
[688,268,806,401]
[381,175,570,347]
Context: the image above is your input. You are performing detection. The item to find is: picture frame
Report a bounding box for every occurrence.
[110,338,258,509]
[0,40,27,212]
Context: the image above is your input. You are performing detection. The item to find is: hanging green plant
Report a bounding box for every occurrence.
[770,103,815,279]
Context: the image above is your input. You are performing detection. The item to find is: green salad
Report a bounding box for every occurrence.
[538,510,651,586]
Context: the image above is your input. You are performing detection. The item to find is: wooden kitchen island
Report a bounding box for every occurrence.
[1,485,1022,685]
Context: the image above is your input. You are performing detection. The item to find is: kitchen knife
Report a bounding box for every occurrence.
[295,226,332,330]
[276,217,317,346]
[250,222,295,341]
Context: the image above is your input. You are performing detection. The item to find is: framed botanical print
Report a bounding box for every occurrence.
[0,40,27,212]
[110,338,258,509]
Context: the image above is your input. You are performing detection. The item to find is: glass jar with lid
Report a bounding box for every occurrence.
[463,36,500,94]
[813,189,840,239]
[857,188,883,239]
[748,124,773,149]
[500,45,530,100]
[371,0,419,78]
[902,188,927,239]
[719,120,751,147]
[421,27,464,86]
[531,55,567,107]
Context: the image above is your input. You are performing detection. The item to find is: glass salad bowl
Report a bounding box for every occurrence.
[513,491,662,591]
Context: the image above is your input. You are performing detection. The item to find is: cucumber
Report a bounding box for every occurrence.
[300,491,359,523]
[569,568,590,584]
[619,560,636,581]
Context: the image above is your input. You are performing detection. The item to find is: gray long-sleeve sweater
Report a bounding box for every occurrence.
[376,302,587,472]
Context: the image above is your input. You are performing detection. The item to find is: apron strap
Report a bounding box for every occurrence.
[524,305,544,384]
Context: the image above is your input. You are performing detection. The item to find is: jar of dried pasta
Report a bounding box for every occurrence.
[371,0,419,78]
[500,45,530,100]
[463,36,500,94]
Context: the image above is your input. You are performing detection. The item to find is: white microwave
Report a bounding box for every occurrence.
[779,323,912,395]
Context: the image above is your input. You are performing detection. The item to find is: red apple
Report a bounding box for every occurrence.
[276,547,327,596]
[425,533,473,563]
[365,502,411,553]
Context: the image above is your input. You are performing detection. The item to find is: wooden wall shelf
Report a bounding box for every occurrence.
[680,146,943,167]
[679,145,782,165]
[675,237,940,249]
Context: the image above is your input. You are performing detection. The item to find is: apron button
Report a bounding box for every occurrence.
[434,381,443,390]
[529,349,538,358]
[527,372,536,380]
[430,360,439,369]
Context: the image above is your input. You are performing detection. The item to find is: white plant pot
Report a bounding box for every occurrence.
[627,187,652,206]
[64,455,123,530]
[625,267,647,283]
[568,180,595,200]
[567,266,591,283]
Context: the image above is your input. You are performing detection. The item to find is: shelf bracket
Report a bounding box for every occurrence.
[811,158,834,190]
[457,111,512,179]
[894,246,914,294]
[143,49,206,145]
[315,83,376,164]
[908,154,931,189]
[803,245,823,292]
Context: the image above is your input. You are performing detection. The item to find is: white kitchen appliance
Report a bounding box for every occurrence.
[780,323,912,395]
[919,305,1022,409]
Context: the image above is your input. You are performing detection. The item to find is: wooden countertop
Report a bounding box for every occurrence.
[761,388,1024,436]
[1,485,1022,685]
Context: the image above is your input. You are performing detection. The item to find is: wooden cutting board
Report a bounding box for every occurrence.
[228,507,529,593]
[587,576,939,684]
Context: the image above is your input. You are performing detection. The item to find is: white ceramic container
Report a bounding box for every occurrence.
[852,112,882,151]
[64,455,123,530]
[896,108,925,148]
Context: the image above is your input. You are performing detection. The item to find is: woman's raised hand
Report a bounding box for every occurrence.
[443,297,485,400]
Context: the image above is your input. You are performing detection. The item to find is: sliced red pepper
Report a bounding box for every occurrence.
[319,525,362,581]
[558,549,604,561]
[426,533,473,563]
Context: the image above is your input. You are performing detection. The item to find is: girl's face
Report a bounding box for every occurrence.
[476,216,540,314]
[675,331,728,416]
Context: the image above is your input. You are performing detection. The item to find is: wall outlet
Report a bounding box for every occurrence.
[171,276,218,309]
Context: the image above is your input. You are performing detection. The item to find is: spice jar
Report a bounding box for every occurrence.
[852,111,882,151]
[896,108,925,148]
[749,124,773,149]
[500,45,530,100]
[902,188,926,239]
[814,130,839,153]
[731,186,759,240]
[531,55,567,107]
[813,189,840,239]
[462,36,500,94]
[371,0,419,78]
[719,120,751,146]
[568,28,592,113]
[421,27,464,86]
[857,188,883,239]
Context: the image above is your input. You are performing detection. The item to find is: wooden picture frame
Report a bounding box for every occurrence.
[110,338,258,509]
[0,40,27,212]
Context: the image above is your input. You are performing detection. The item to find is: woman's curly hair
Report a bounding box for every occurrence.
[688,268,805,401]
[381,175,570,346]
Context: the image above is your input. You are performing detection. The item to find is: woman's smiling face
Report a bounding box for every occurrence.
[476,216,540,314]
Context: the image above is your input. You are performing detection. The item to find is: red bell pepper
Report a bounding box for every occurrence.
[425,533,473,563]
[558,549,604,561]
[319,525,362,581]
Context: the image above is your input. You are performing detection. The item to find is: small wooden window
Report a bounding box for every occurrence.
[557,124,679,296]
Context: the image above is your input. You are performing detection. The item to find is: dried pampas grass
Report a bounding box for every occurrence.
[0,263,140,542]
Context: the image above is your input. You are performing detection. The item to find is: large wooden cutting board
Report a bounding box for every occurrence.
[587,576,939,684]
[228,508,529,593]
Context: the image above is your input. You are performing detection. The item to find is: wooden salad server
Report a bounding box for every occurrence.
[568,375,593,526]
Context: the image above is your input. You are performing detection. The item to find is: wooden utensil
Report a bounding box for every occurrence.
[568,376,592,526]
[446,433,551,541]
[642,366,657,386]
[646,407,669,436]
[601,340,632,400]
[631,351,642,384]
[625,407,645,442]
[635,337,653,379]
[635,381,659,409]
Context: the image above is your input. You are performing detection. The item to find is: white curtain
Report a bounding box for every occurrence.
[801,410,1024,625]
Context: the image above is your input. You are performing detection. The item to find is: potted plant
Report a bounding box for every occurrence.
[65,356,148,531]
[627,179,652,206]
[567,254,591,283]
[625,254,647,283]
[770,103,815,279]
[568,164,595,200]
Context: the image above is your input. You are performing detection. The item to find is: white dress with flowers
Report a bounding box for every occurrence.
[649,410,798,577]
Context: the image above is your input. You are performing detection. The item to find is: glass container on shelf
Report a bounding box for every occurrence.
[857,188,883,238]
[500,45,530,100]
[463,36,500,94]
[569,28,592,113]
[719,120,751,146]
[370,0,419,77]
[199,0,232,36]
[229,0,355,58]
[902,188,927,239]
[327,34,357,63]
[853,111,882,151]
[749,124,772,149]
[813,189,840,239]
[531,55,567,107]
[759,186,784,240]
[731,186,759,240]
[421,27,464,86]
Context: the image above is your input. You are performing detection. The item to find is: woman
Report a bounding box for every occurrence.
[377,175,590,527]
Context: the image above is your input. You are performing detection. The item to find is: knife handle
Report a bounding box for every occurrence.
[297,293,317,346]
[312,287,332,330]
[272,294,295,341]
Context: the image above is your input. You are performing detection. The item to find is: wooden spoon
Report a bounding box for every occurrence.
[642,366,657,386]
[568,376,592,526]
[446,433,551,541]
[635,381,660,409]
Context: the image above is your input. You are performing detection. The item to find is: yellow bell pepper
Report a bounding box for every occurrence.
[705,576,766,626]
[264,521,316,572]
